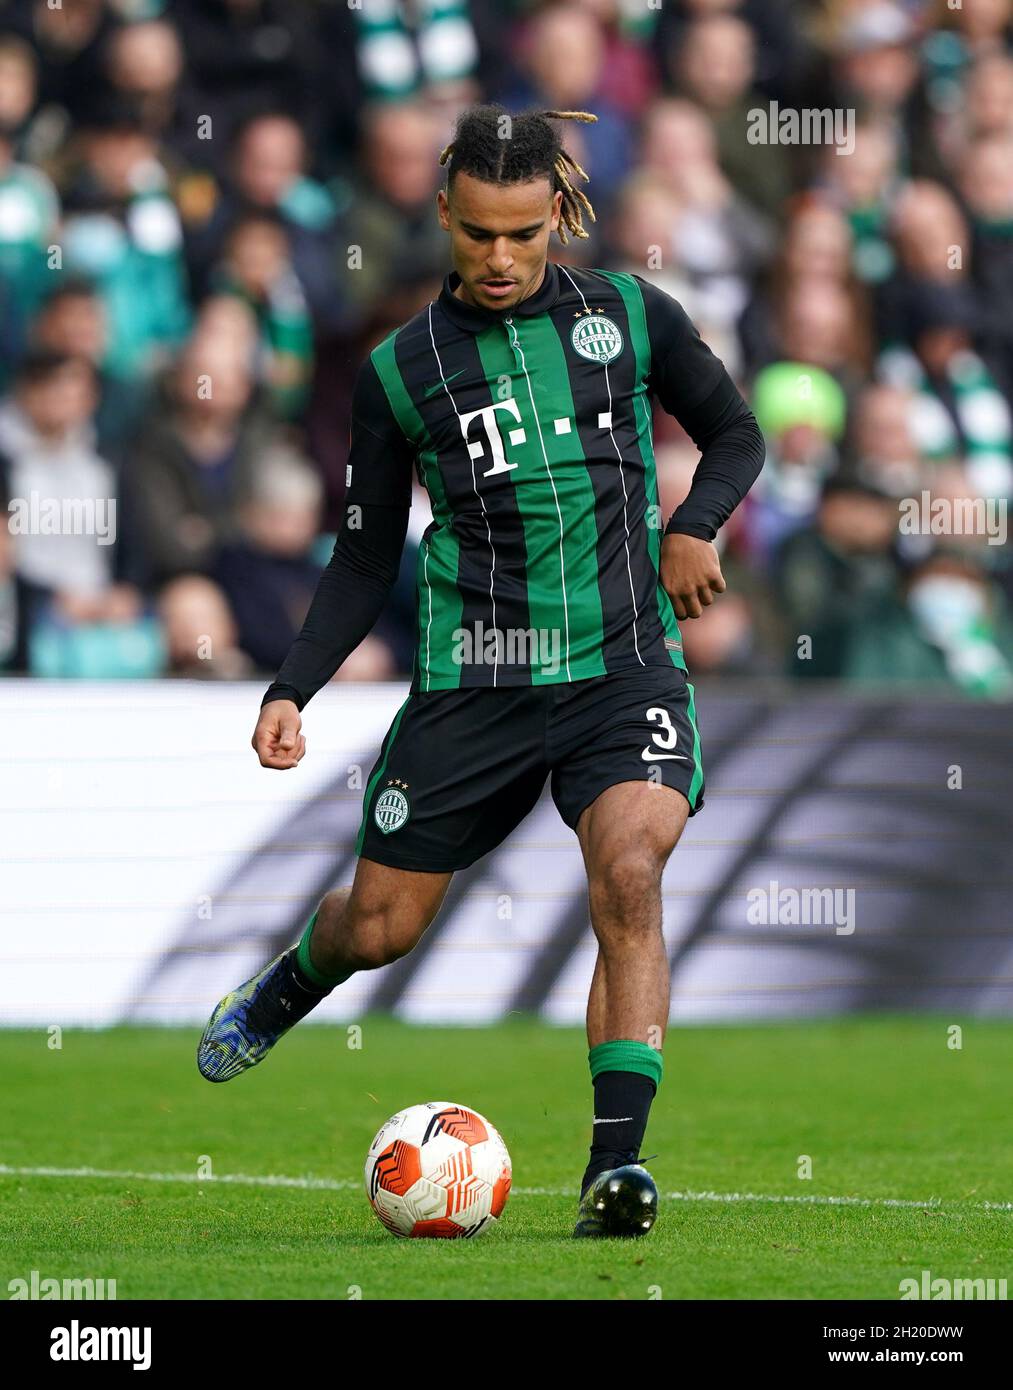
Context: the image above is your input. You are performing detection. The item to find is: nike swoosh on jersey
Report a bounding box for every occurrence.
[423,369,466,396]
[641,750,690,762]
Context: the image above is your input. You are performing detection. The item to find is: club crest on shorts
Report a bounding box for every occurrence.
[375,780,410,834]
[571,313,624,364]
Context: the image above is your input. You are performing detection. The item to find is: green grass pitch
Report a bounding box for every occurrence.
[1,1017,1010,1300]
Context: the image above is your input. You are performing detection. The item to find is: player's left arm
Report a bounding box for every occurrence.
[636,276,765,619]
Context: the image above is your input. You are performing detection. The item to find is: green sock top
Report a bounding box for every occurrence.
[295,911,352,990]
[588,1038,663,1089]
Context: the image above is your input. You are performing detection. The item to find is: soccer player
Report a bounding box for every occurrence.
[198,106,764,1238]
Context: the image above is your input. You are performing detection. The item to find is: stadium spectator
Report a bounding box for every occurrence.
[31,278,147,454]
[498,3,635,217]
[963,51,1013,143]
[98,16,194,165]
[877,280,1013,498]
[208,212,314,420]
[747,359,849,562]
[829,2,922,136]
[157,572,249,680]
[171,0,320,165]
[338,102,448,319]
[0,350,154,676]
[0,32,41,157]
[182,111,344,333]
[125,327,282,591]
[607,172,704,341]
[960,132,1013,390]
[211,442,325,673]
[656,0,812,109]
[949,0,1013,62]
[930,48,1013,175]
[0,38,59,382]
[1,0,113,129]
[845,382,925,500]
[774,477,903,679]
[740,196,858,374]
[667,11,793,221]
[56,103,191,384]
[640,99,773,368]
[817,120,900,288]
[0,351,112,596]
[766,278,871,394]
[568,0,660,119]
[876,179,974,348]
[844,550,1013,696]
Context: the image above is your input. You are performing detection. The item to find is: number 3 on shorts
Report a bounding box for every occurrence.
[641,706,688,762]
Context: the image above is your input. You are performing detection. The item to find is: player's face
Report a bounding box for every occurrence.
[438,172,562,312]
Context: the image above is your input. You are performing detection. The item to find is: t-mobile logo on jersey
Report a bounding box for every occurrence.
[458,400,523,478]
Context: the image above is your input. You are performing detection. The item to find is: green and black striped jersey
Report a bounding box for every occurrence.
[350,262,755,690]
[264,262,763,710]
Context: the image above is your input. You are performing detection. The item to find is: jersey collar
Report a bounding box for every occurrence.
[437,261,561,332]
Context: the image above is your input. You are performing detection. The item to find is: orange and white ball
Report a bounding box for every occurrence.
[365,1102,512,1238]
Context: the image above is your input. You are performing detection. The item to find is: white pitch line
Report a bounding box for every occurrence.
[1,1164,1010,1212]
[0,1164,359,1191]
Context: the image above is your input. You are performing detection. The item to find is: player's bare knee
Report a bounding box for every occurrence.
[588,850,662,926]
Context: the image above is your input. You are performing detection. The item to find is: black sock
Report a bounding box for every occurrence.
[265,949,334,1026]
[581,1070,656,1197]
[287,949,332,999]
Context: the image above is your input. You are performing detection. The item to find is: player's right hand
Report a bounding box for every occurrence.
[252,699,306,770]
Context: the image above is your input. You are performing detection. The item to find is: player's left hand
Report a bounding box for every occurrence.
[660,533,726,620]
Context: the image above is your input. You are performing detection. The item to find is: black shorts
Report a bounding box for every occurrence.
[355,666,705,873]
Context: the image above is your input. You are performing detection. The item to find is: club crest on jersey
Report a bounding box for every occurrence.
[375,780,410,834]
[571,313,624,364]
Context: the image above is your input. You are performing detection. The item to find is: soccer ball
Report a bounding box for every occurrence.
[364,1101,512,1238]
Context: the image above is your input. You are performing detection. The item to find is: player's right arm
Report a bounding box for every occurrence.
[252,358,415,769]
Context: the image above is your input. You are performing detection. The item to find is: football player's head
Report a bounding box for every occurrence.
[437,104,597,311]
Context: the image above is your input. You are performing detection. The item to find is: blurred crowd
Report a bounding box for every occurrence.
[1,0,1012,696]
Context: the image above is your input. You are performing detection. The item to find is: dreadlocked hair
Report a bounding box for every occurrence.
[439,104,598,245]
